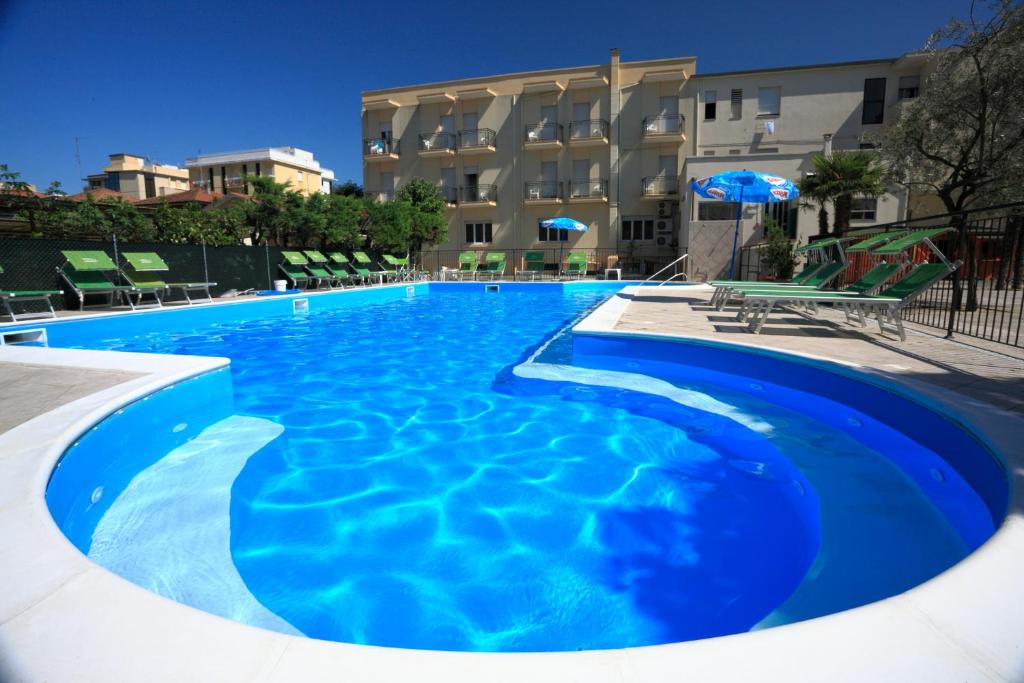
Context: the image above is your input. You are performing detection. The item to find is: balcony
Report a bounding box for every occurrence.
[641,115,686,144]
[459,128,496,155]
[569,179,608,202]
[524,122,563,149]
[568,119,609,147]
[368,189,395,202]
[642,176,679,198]
[460,184,497,207]
[418,132,457,157]
[524,181,562,205]
[441,184,458,209]
[364,138,399,161]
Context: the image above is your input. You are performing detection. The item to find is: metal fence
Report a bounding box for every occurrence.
[737,202,1024,348]
[418,246,683,281]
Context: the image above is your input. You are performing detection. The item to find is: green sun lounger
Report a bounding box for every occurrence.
[280,251,333,289]
[120,252,217,306]
[480,252,507,280]
[302,250,348,288]
[563,251,588,280]
[456,252,480,280]
[738,261,960,340]
[0,264,59,322]
[518,251,547,280]
[325,252,366,285]
[352,251,389,284]
[382,254,410,281]
[58,250,140,311]
[711,260,849,309]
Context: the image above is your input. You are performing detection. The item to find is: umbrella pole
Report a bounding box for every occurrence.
[728,185,744,279]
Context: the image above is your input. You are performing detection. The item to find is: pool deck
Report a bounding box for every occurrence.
[1,282,1023,682]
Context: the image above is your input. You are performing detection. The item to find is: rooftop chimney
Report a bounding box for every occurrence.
[823,133,833,157]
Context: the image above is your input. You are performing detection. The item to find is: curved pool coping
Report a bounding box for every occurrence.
[1,284,1022,681]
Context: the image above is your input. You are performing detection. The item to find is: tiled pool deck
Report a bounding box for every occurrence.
[1,282,1022,681]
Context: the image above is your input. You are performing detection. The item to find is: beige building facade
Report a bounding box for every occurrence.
[363,49,934,277]
[186,147,335,196]
[85,153,190,201]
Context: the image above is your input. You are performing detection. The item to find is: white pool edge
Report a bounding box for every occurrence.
[0,284,1022,681]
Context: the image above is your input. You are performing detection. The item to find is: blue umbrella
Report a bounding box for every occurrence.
[690,170,800,278]
[541,217,589,279]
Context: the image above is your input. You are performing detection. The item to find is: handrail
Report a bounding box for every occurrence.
[645,253,688,282]
[657,271,689,286]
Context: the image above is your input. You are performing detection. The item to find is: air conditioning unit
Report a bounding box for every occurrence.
[656,219,671,233]
[656,236,667,246]
[657,201,675,218]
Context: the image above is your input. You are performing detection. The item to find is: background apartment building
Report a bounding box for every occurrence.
[186,147,335,196]
[85,153,190,200]
[362,49,933,278]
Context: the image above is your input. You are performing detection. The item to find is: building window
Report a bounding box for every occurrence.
[850,197,877,221]
[103,171,120,192]
[730,88,742,119]
[255,162,261,177]
[538,223,568,242]
[757,86,781,116]
[698,202,740,221]
[144,174,155,199]
[622,218,654,241]
[704,90,717,120]
[297,171,304,181]
[466,222,493,244]
[859,142,876,150]
[862,78,886,124]
[898,75,920,100]
[765,200,798,239]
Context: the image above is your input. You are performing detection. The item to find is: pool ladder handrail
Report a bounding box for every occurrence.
[644,253,689,285]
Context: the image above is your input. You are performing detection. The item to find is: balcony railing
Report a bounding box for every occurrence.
[458,128,496,149]
[524,181,562,201]
[364,138,400,157]
[569,119,609,141]
[418,132,457,153]
[441,185,458,204]
[525,122,562,143]
[642,175,679,196]
[460,184,497,203]
[569,179,608,199]
[642,115,685,136]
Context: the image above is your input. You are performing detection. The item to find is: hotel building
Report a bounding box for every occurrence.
[85,153,190,201]
[362,49,933,278]
[186,147,335,197]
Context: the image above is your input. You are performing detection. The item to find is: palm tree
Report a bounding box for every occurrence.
[796,173,832,236]
[800,151,887,235]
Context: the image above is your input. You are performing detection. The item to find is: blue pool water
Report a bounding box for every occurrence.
[42,285,1000,652]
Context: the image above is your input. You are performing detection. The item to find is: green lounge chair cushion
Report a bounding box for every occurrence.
[847,231,907,253]
[327,252,350,264]
[304,250,330,264]
[280,264,309,280]
[878,262,951,298]
[0,289,60,297]
[281,251,309,265]
[125,273,167,289]
[63,269,126,290]
[352,251,373,264]
[62,250,116,271]
[872,228,954,255]
[122,252,169,272]
[306,265,334,279]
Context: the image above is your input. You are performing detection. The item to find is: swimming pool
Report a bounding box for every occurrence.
[36,283,1006,653]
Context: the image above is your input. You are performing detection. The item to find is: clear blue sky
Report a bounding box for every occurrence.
[1,0,975,192]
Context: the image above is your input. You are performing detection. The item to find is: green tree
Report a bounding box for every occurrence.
[396,178,447,254]
[799,151,886,235]
[761,218,796,280]
[363,197,412,252]
[100,198,154,242]
[875,1,1024,213]
[244,175,294,245]
[333,180,364,197]
[152,200,200,243]
[204,202,249,246]
[322,194,363,249]
[796,173,832,236]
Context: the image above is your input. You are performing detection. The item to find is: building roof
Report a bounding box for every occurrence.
[133,187,223,207]
[65,187,136,202]
[185,147,329,175]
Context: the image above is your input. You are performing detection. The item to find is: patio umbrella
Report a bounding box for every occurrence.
[690,170,799,279]
[541,217,589,278]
